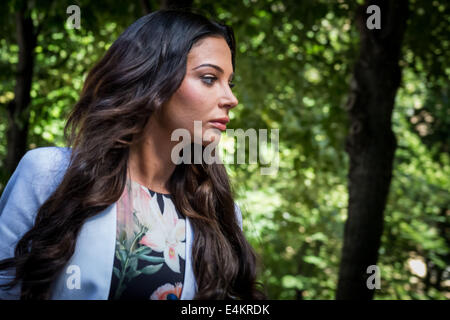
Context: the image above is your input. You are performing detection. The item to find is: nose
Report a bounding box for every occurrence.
[219,85,239,110]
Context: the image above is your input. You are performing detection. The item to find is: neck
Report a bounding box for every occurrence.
[127,117,177,194]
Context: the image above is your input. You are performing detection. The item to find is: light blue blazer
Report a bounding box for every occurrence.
[0,146,243,300]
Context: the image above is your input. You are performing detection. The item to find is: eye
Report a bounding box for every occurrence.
[201,76,217,86]
[201,75,236,89]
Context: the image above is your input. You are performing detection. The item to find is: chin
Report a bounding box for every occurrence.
[202,133,221,146]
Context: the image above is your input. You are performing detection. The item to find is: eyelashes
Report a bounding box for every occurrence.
[201,76,235,89]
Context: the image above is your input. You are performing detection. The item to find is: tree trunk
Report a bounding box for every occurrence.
[140,0,153,14]
[159,0,193,10]
[5,4,36,176]
[140,0,193,16]
[336,0,409,300]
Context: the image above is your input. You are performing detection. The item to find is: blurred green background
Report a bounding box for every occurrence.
[0,0,448,299]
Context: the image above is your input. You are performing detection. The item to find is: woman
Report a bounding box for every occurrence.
[0,9,265,300]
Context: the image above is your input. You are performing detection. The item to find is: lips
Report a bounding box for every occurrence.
[210,121,227,131]
[209,117,229,131]
[210,117,230,124]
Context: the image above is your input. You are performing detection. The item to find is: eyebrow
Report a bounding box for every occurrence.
[192,63,234,78]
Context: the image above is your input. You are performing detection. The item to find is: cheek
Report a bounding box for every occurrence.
[170,80,214,130]
[165,79,220,145]
[175,80,211,117]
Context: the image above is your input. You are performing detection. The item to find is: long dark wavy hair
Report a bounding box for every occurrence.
[0,9,265,300]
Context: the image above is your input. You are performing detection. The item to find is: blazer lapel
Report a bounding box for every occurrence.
[50,202,117,299]
[180,216,196,299]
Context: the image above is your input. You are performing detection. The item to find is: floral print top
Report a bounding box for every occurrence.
[108,177,186,300]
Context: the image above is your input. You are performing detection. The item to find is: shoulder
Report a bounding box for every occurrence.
[0,147,72,275]
[16,146,72,184]
[0,146,72,237]
[20,146,72,171]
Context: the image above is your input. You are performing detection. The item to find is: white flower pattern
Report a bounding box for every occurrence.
[138,185,186,273]
[110,178,185,300]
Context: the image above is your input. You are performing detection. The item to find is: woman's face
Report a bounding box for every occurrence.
[156,36,239,146]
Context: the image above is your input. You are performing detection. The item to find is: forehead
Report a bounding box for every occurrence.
[187,36,232,68]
